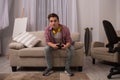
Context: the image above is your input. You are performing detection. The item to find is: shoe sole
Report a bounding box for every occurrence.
[43,70,54,76]
[64,71,74,76]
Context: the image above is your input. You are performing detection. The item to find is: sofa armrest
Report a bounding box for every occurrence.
[92,41,105,48]
[74,42,84,50]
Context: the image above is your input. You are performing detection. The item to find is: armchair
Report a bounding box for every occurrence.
[91,20,120,79]
[91,41,119,64]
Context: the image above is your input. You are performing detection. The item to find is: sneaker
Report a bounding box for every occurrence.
[43,68,54,76]
[64,69,74,76]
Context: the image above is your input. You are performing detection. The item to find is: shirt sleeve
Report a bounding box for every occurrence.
[65,26,72,44]
[44,28,50,43]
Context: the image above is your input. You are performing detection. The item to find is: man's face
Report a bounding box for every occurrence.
[49,17,59,29]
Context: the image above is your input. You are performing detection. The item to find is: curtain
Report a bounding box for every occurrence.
[23,0,78,32]
[0,34,1,55]
[0,0,15,55]
[0,0,9,55]
[0,0,9,30]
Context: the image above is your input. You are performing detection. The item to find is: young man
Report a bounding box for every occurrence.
[43,13,74,76]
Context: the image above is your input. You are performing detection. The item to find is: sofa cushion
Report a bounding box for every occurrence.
[92,47,115,56]
[18,47,45,57]
[18,47,67,58]
[13,32,41,48]
[9,42,25,50]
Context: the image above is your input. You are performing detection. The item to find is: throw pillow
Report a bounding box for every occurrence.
[9,42,25,50]
[13,32,41,48]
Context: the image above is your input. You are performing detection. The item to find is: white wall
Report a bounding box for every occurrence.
[99,0,116,42]
[77,0,118,42]
[116,0,120,30]
[77,0,99,42]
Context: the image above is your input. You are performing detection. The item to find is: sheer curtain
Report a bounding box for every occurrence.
[0,0,9,55]
[0,0,9,30]
[0,0,15,55]
[23,0,78,32]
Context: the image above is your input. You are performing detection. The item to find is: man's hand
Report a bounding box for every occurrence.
[62,44,67,49]
[52,44,59,49]
[62,43,71,49]
[47,42,59,49]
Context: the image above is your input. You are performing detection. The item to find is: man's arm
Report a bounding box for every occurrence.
[61,26,72,49]
[62,42,71,49]
[47,42,58,49]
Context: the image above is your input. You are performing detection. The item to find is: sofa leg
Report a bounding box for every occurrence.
[92,58,95,64]
[11,66,17,72]
[77,66,82,72]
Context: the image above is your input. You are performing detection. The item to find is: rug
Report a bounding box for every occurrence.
[0,72,90,80]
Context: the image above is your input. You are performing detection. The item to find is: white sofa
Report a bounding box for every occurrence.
[7,31,84,72]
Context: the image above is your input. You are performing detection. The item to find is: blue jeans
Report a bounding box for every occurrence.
[44,45,74,70]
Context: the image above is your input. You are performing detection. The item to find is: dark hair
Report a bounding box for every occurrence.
[48,13,59,21]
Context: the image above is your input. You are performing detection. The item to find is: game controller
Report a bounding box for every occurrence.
[56,43,64,49]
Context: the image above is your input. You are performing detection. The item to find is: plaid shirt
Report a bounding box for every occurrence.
[44,24,73,45]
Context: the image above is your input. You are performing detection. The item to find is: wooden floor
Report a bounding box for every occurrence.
[0,56,120,80]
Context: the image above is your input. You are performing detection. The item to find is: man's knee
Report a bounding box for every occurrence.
[45,46,52,51]
[67,45,74,56]
[45,46,53,55]
[69,45,74,51]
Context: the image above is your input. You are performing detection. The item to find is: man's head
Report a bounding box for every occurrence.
[48,13,59,29]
